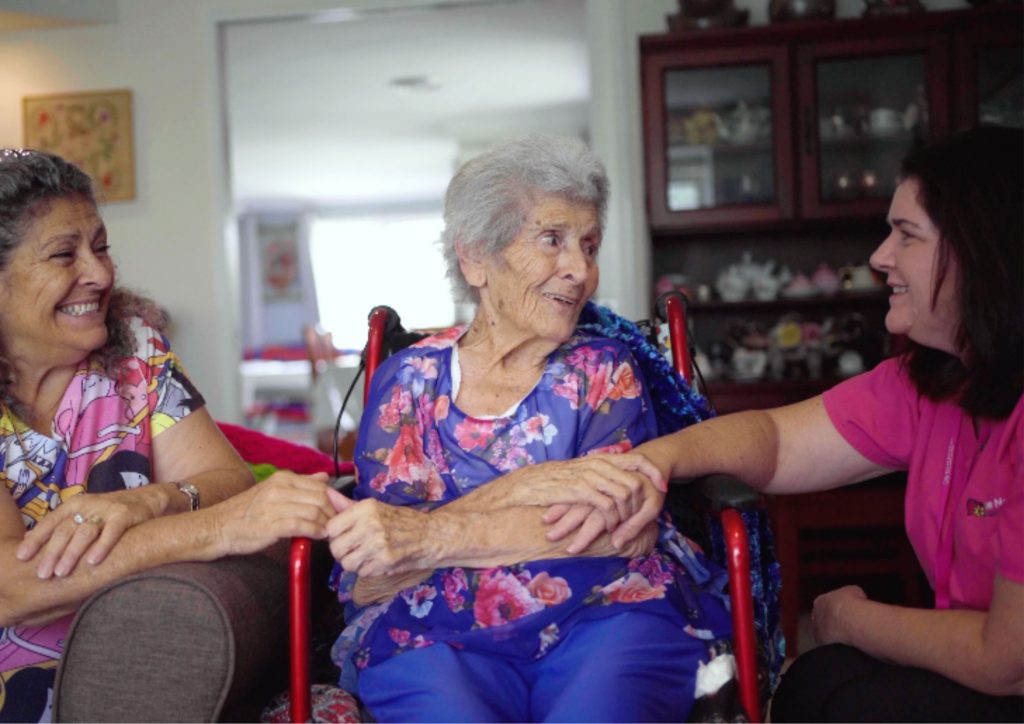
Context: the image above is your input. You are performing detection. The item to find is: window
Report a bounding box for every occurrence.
[309,214,455,349]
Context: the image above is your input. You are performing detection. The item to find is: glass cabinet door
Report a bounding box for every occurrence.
[642,46,793,230]
[954,21,1023,130]
[797,36,948,219]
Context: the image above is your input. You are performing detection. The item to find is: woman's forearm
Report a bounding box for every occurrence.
[634,409,781,490]
[0,507,225,627]
[830,594,1024,696]
[350,508,657,606]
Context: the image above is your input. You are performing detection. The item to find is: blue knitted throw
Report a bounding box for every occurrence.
[578,301,785,695]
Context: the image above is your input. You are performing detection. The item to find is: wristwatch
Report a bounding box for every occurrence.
[175,481,200,511]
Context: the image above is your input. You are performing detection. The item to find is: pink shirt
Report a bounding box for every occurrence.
[823,358,1023,611]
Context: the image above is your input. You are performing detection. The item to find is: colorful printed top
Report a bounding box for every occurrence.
[329,327,731,691]
[0,318,204,724]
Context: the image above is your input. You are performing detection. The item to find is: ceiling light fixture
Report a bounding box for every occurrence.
[388,75,442,93]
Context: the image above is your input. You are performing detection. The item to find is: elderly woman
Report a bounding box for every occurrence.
[325,135,732,722]
[0,150,335,723]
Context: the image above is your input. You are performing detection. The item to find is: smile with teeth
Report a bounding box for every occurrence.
[59,302,100,316]
[890,285,908,295]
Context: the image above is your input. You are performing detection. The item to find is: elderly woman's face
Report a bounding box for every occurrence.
[0,196,114,369]
[472,194,600,345]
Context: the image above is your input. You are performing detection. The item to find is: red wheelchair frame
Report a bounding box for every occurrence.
[289,299,760,722]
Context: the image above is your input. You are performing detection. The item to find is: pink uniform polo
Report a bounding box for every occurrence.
[823,358,1023,611]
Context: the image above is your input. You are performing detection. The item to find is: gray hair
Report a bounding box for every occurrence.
[0,150,165,411]
[440,134,609,302]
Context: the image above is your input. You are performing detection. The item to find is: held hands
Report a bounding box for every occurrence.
[811,584,868,646]
[502,453,667,555]
[16,486,168,579]
[215,471,335,557]
[325,489,428,577]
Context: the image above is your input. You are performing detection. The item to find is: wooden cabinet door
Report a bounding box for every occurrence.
[642,44,794,231]
[952,7,1023,130]
[796,34,949,220]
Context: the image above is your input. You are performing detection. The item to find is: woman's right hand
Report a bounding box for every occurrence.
[541,465,667,555]
[16,488,165,579]
[213,471,335,557]
[498,453,666,534]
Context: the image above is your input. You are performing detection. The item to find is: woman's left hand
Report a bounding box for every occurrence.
[15,487,165,579]
[811,584,867,645]
[326,489,430,577]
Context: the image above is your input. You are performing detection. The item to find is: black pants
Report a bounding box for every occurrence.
[771,643,1024,722]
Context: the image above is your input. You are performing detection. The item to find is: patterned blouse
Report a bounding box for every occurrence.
[0,318,204,724]
[329,327,731,691]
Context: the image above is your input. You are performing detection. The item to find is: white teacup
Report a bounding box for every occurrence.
[869,107,901,135]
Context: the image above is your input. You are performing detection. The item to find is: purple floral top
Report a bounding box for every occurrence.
[329,327,730,690]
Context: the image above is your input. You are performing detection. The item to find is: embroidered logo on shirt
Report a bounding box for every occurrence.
[966,497,1005,517]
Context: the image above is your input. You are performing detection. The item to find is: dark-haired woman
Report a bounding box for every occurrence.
[0,149,335,723]
[607,126,1023,721]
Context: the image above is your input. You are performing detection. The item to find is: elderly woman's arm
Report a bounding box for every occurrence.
[15,408,253,579]
[0,470,333,627]
[329,490,660,606]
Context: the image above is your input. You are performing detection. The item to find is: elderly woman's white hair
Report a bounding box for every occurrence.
[440,134,609,302]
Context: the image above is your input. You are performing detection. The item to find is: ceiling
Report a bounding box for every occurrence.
[223,0,590,210]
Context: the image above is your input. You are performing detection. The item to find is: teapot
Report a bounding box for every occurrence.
[715,101,771,145]
[811,263,842,296]
[715,265,750,302]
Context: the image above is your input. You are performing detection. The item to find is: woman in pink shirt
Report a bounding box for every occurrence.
[584,126,1023,721]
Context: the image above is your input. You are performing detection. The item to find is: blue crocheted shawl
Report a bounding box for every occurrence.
[577,301,785,696]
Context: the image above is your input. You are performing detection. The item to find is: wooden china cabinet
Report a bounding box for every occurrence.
[641,3,1021,414]
[640,3,1022,653]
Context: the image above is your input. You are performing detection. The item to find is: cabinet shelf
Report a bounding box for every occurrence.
[690,289,888,313]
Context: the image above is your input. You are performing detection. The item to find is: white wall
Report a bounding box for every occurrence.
[0,0,967,420]
[0,0,239,418]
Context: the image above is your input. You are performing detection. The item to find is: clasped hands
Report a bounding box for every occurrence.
[326,452,667,577]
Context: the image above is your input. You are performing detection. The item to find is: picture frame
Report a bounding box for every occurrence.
[22,89,136,202]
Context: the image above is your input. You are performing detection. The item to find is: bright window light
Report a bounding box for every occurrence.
[309,214,455,350]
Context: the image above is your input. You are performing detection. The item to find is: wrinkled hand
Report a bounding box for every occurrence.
[326,489,429,577]
[542,466,666,555]
[16,486,170,579]
[811,584,867,645]
[216,471,334,557]
[502,453,666,535]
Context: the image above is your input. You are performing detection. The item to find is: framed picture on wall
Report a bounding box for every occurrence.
[22,88,136,202]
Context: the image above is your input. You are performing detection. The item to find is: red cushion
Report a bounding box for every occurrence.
[216,421,335,476]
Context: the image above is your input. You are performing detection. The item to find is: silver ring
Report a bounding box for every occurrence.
[73,513,86,525]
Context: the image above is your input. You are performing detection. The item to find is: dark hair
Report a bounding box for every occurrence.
[900,126,1023,419]
[0,150,165,411]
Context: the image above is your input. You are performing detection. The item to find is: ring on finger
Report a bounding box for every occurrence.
[73,513,87,525]
[87,514,103,525]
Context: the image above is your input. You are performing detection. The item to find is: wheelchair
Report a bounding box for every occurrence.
[288,293,782,722]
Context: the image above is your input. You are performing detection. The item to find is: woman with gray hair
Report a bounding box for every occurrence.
[0,150,336,723]
[325,135,732,722]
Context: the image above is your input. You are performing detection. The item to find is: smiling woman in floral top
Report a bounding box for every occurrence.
[325,135,732,722]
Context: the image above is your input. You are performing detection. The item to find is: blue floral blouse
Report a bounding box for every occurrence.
[329,326,731,691]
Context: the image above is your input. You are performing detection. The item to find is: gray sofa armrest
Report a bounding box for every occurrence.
[53,541,290,723]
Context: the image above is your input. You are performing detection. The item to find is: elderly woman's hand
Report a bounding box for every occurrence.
[498,452,666,534]
[326,489,430,577]
[542,467,666,555]
[16,487,170,579]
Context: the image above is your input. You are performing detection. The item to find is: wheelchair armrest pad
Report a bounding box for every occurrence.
[54,541,290,723]
[696,474,762,510]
